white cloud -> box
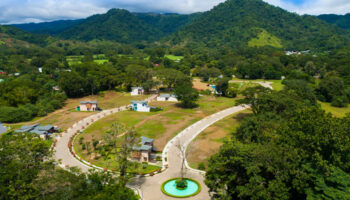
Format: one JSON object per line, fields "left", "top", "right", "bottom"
{"left": 1, "top": 0, "right": 350, "bottom": 24}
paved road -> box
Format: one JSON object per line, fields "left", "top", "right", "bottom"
{"left": 130, "top": 105, "right": 249, "bottom": 200}
{"left": 54, "top": 96, "right": 249, "bottom": 200}
{"left": 54, "top": 95, "right": 157, "bottom": 172}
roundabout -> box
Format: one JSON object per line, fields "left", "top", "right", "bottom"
{"left": 161, "top": 178, "right": 201, "bottom": 198}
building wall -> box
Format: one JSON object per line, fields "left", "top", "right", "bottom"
{"left": 79, "top": 104, "right": 98, "bottom": 111}
{"left": 140, "top": 151, "right": 150, "bottom": 162}
{"left": 131, "top": 88, "right": 144, "bottom": 96}
{"left": 157, "top": 97, "right": 178, "bottom": 102}
{"left": 134, "top": 103, "right": 150, "bottom": 112}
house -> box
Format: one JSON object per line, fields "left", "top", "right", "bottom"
{"left": 157, "top": 94, "right": 178, "bottom": 102}
{"left": 131, "top": 101, "right": 150, "bottom": 112}
{"left": 0, "top": 123, "right": 7, "bottom": 134}
{"left": 131, "top": 87, "right": 144, "bottom": 96}
{"left": 15, "top": 124, "right": 57, "bottom": 140}
{"left": 132, "top": 136, "right": 155, "bottom": 162}
{"left": 77, "top": 101, "right": 99, "bottom": 111}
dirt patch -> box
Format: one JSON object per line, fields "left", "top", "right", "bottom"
{"left": 186, "top": 125, "right": 227, "bottom": 168}
{"left": 186, "top": 110, "right": 252, "bottom": 169}
{"left": 193, "top": 78, "right": 214, "bottom": 91}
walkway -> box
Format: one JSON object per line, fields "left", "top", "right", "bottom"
{"left": 129, "top": 105, "right": 249, "bottom": 200}
{"left": 54, "top": 95, "right": 249, "bottom": 200}
{"left": 54, "top": 95, "right": 157, "bottom": 172}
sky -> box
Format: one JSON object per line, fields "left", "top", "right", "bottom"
{"left": 1, "top": 0, "right": 350, "bottom": 24}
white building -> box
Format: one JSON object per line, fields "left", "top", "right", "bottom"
{"left": 77, "top": 101, "right": 99, "bottom": 111}
{"left": 157, "top": 94, "right": 178, "bottom": 102}
{"left": 131, "top": 101, "right": 150, "bottom": 112}
{"left": 131, "top": 87, "right": 144, "bottom": 96}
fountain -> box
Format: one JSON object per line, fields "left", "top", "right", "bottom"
{"left": 161, "top": 178, "right": 201, "bottom": 198}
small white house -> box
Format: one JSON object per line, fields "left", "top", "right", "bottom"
{"left": 157, "top": 94, "right": 178, "bottom": 102}
{"left": 131, "top": 101, "right": 150, "bottom": 112}
{"left": 131, "top": 87, "right": 144, "bottom": 96}
{"left": 77, "top": 101, "right": 99, "bottom": 111}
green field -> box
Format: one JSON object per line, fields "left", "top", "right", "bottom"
{"left": 231, "top": 78, "right": 284, "bottom": 91}
{"left": 73, "top": 95, "right": 237, "bottom": 171}
{"left": 248, "top": 29, "right": 283, "bottom": 48}
{"left": 319, "top": 101, "right": 350, "bottom": 118}
{"left": 165, "top": 54, "right": 184, "bottom": 61}
{"left": 66, "top": 54, "right": 109, "bottom": 66}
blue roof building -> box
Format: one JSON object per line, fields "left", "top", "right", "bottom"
{"left": 0, "top": 123, "right": 7, "bottom": 134}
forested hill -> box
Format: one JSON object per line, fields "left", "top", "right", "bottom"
{"left": 0, "top": 25, "right": 49, "bottom": 46}
{"left": 12, "top": 19, "right": 83, "bottom": 35}
{"left": 58, "top": 9, "right": 162, "bottom": 43}
{"left": 318, "top": 14, "right": 350, "bottom": 31}
{"left": 171, "top": 0, "right": 350, "bottom": 50}
{"left": 134, "top": 13, "right": 202, "bottom": 36}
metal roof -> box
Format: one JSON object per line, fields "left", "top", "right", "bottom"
{"left": 132, "top": 145, "right": 152, "bottom": 151}
{"left": 131, "top": 87, "right": 143, "bottom": 90}
{"left": 0, "top": 123, "right": 6, "bottom": 134}
{"left": 80, "top": 101, "right": 98, "bottom": 104}
{"left": 131, "top": 101, "right": 147, "bottom": 104}
{"left": 141, "top": 136, "right": 154, "bottom": 144}
{"left": 159, "top": 94, "right": 177, "bottom": 98}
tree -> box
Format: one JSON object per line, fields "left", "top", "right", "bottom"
{"left": 215, "top": 77, "right": 230, "bottom": 96}
{"left": 58, "top": 71, "right": 88, "bottom": 98}
{"left": 237, "top": 86, "right": 271, "bottom": 114}
{"left": 104, "top": 122, "right": 137, "bottom": 186}
{"left": 174, "top": 80, "right": 199, "bottom": 108}
{"left": 317, "top": 76, "right": 345, "bottom": 102}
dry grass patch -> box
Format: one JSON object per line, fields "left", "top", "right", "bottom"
{"left": 186, "top": 110, "right": 251, "bottom": 170}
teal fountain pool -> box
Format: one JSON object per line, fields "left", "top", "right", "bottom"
{"left": 161, "top": 178, "right": 201, "bottom": 198}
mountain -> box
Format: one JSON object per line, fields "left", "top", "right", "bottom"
{"left": 13, "top": 12, "right": 200, "bottom": 42}
{"left": 58, "top": 9, "right": 162, "bottom": 43}
{"left": 12, "top": 19, "right": 83, "bottom": 35}
{"left": 135, "top": 13, "right": 202, "bottom": 36}
{"left": 0, "top": 25, "right": 49, "bottom": 46}
{"left": 171, "top": 0, "right": 350, "bottom": 50}
{"left": 318, "top": 14, "right": 350, "bottom": 31}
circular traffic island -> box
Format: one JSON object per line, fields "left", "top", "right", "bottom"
{"left": 161, "top": 178, "right": 201, "bottom": 198}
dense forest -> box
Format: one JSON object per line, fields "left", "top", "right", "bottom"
{"left": 318, "top": 13, "right": 350, "bottom": 31}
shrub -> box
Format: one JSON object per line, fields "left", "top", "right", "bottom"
{"left": 198, "top": 162, "right": 206, "bottom": 170}
{"left": 331, "top": 96, "right": 348, "bottom": 108}
{"left": 150, "top": 107, "right": 162, "bottom": 112}
{"left": 175, "top": 179, "right": 188, "bottom": 190}
{"left": 226, "top": 87, "right": 238, "bottom": 98}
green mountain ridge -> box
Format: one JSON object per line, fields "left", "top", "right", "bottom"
{"left": 58, "top": 9, "right": 163, "bottom": 43}
{"left": 318, "top": 14, "right": 350, "bottom": 31}
{"left": 171, "top": 0, "right": 350, "bottom": 50}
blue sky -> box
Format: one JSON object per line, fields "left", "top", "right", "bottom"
{"left": 1, "top": 0, "right": 350, "bottom": 24}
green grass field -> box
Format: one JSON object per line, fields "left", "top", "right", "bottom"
{"left": 319, "top": 101, "right": 350, "bottom": 118}
{"left": 66, "top": 54, "right": 109, "bottom": 66}
{"left": 73, "top": 95, "right": 238, "bottom": 171}
{"left": 248, "top": 29, "right": 283, "bottom": 48}
{"left": 231, "top": 78, "right": 284, "bottom": 91}
{"left": 165, "top": 54, "right": 184, "bottom": 61}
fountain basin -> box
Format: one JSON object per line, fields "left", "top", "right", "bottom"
{"left": 161, "top": 178, "right": 201, "bottom": 198}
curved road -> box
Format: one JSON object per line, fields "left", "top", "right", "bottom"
{"left": 54, "top": 97, "right": 249, "bottom": 199}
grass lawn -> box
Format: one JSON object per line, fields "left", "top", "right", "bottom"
{"left": 248, "top": 29, "right": 282, "bottom": 48}
{"left": 66, "top": 55, "right": 109, "bottom": 66}
{"left": 73, "top": 95, "right": 238, "bottom": 171}
{"left": 165, "top": 54, "right": 184, "bottom": 61}
{"left": 8, "top": 91, "right": 148, "bottom": 131}
{"left": 231, "top": 78, "right": 284, "bottom": 91}
{"left": 186, "top": 110, "right": 251, "bottom": 170}
{"left": 319, "top": 101, "right": 350, "bottom": 118}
